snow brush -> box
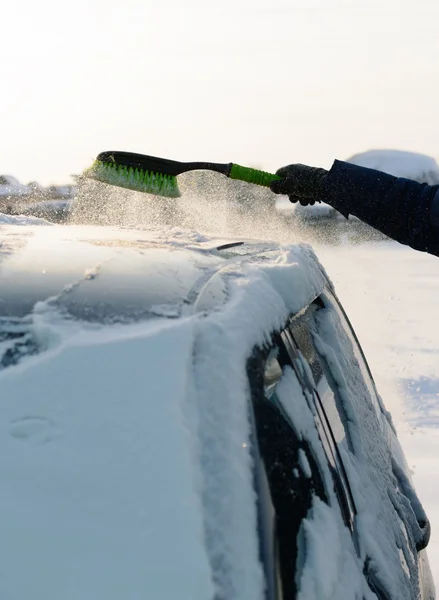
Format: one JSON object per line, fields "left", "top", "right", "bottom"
{"left": 84, "top": 150, "right": 281, "bottom": 198}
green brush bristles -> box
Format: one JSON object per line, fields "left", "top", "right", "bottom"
{"left": 86, "top": 160, "right": 181, "bottom": 198}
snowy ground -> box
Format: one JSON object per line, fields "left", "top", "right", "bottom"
{"left": 314, "top": 240, "right": 439, "bottom": 587}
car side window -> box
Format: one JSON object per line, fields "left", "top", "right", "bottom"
{"left": 284, "top": 305, "right": 358, "bottom": 533}
{"left": 247, "top": 344, "right": 329, "bottom": 600}
{"left": 287, "top": 301, "right": 354, "bottom": 454}
{"left": 319, "top": 288, "right": 386, "bottom": 421}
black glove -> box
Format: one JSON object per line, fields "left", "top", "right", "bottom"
{"left": 270, "top": 164, "right": 328, "bottom": 206}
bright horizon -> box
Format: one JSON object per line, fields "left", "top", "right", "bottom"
{"left": 2, "top": 0, "right": 439, "bottom": 185}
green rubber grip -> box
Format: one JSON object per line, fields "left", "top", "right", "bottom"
{"left": 229, "top": 164, "right": 281, "bottom": 188}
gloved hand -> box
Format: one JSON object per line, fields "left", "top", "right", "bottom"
{"left": 270, "top": 164, "right": 328, "bottom": 206}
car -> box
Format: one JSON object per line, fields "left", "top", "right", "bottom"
{"left": 0, "top": 222, "right": 434, "bottom": 599}
{"left": 17, "top": 198, "right": 72, "bottom": 223}
{"left": 0, "top": 174, "right": 31, "bottom": 199}
{"left": 0, "top": 174, "right": 32, "bottom": 213}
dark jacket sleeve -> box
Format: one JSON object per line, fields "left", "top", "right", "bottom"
{"left": 323, "top": 160, "right": 439, "bottom": 257}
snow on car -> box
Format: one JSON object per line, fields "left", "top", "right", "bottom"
{"left": 0, "top": 221, "right": 434, "bottom": 599}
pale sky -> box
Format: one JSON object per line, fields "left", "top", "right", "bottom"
{"left": 2, "top": 0, "right": 438, "bottom": 184}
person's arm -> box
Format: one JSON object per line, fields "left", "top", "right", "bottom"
{"left": 270, "top": 161, "right": 439, "bottom": 257}
{"left": 324, "top": 160, "right": 439, "bottom": 256}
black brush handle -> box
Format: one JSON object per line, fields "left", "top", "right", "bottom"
{"left": 97, "top": 151, "right": 233, "bottom": 178}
